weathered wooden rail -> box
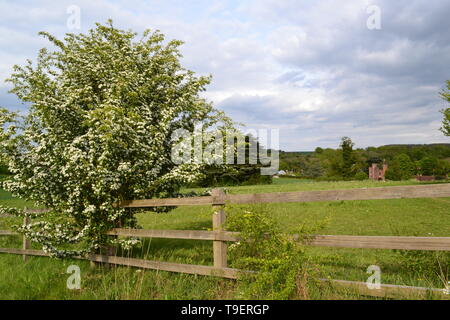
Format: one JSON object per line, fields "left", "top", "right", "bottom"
{"left": 1, "top": 183, "right": 449, "bottom": 298}
{"left": 119, "top": 184, "right": 450, "bottom": 207}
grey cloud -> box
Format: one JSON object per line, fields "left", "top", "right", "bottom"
{"left": 0, "top": 0, "right": 449, "bottom": 151}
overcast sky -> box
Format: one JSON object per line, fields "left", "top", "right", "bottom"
{"left": 1, "top": 0, "right": 449, "bottom": 151}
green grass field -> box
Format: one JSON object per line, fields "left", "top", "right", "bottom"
{"left": 0, "top": 178, "right": 449, "bottom": 299}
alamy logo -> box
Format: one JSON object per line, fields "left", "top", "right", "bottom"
{"left": 66, "top": 5, "right": 81, "bottom": 30}
{"left": 366, "top": 265, "right": 381, "bottom": 289}
{"left": 366, "top": 4, "right": 382, "bottom": 30}
{"left": 66, "top": 265, "right": 81, "bottom": 290}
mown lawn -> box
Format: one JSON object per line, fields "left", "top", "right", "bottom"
{"left": 0, "top": 178, "right": 449, "bottom": 299}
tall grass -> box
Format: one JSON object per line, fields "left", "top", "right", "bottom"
{"left": 0, "top": 179, "right": 449, "bottom": 299}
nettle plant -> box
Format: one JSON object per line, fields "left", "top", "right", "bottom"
{"left": 0, "top": 21, "right": 232, "bottom": 257}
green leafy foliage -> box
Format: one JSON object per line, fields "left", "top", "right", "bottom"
{"left": 340, "top": 136, "right": 355, "bottom": 179}
{"left": 385, "top": 154, "right": 415, "bottom": 181}
{"left": 225, "top": 204, "right": 325, "bottom": 299}
{"left": 395, "top": 250, "right": 449, "bottom": 286}
{"left": 419, "top": 157, "right": 439, "bottom": 176}
{"left": 194, "top": 135, "right": 273, "bottom": 187}
{"left": 435, "top": 160, "right": 450, "bottom": 179}
{"left": 354, "top": 171, "right": 368, "bottom": 181}
{"left": 279, "top": 153, "right": 324, "bottom": 178}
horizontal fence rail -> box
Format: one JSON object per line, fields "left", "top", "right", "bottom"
{"left": 319, "top": 279, "right": 449, "bottom": 299}
{"left": 1, "top": 184, "right": 449, "bottom": 299}
{"left": 87, "top": 254, "right": 241, "bottom": 279}
{"left": 5, "top": 227, "right": 449, "bottom": 251}
{"left": 119, "top": 196, "right": 214, "bottom": 208}
{"left": 305, "top": 235, "right": 450, "bottom": 251}
{"left": 0, "top": 230, "right": 18, "bottom": 236}
{"left": 0, "top": 247, "right": 241, "bottom": 279}
{"left": 106, "top": 228, "right": 240, "bottom": 242}
{"left": 0, "top": 208, "right": 49, "bottom": 218}
{"left": 0, "top": 248, "right": 49, "bottom": 257}
{"left": 119, "top": 184, "right": 450, "bottom": 207}
{"left": 106, "top": 228, "right": 450, "bottom": 251}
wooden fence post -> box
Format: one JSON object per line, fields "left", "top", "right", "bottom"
{"left": 211, "top": 188, "right": 227, "bottom": 269}
{"left": 103, "top": 242, "right": 116, "bottom": 269}
{"left": 22, "top": 213, "right": 30, "bottom": 262}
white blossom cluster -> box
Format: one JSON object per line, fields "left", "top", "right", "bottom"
{"left": 0, "top": 21, "right": 233, "bottom": 257}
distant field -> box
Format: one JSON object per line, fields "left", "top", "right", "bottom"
{"left": 187, "top": 177, "right": 437, "bottom": 194}
{"left": 0, "top": 178, "right": 449, "bottom": 299}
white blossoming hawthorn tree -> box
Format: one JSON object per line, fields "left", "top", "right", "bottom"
{"left": 0, "top": 21, "right": 232, "bottom": 257}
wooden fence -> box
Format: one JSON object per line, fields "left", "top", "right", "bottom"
{"left": 1, "top": 183, "right": 449, "bottom": 299}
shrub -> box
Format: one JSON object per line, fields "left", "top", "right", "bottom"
{"left": 385, "top": 165, "right": 402, "bottom": 181}
{"left": 354, "top": 171, "right": 368, "bottom": 181}
{"left": 225, "top": 204, "right": 325, "bottom": 299}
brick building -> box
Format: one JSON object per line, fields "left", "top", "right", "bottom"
{"left": 369, "top": 162, "right": 388, "bottom": 181}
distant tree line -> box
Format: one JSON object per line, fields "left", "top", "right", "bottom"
{"left": 279, "top": 139, "right": 450, "bottom": 181}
